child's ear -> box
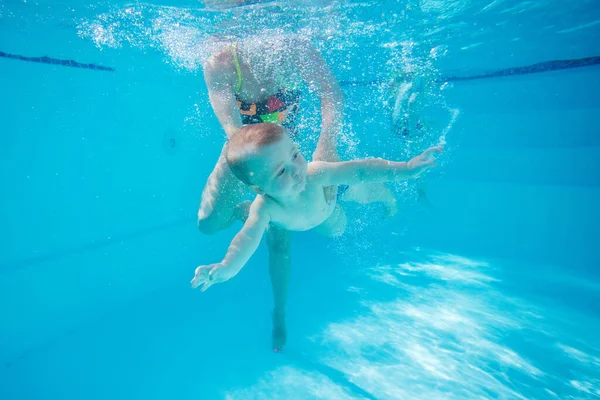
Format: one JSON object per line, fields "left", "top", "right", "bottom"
{"left": 249, "top": 185, "right": 264, "bottom": 194}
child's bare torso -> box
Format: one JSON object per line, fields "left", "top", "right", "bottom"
{"left": 262, "top": 167, "right": 336, "bottom": 231}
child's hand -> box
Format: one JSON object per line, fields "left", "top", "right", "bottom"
{"left": 407, "top": 146, "right": 444, "bottom": 177}
{"left": 190, "top": 263, "right": 235, "bottom": 292}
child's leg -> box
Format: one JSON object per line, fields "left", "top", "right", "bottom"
{"left": 266, "top": 225, "right": 292, "bottom": 352}
{"left": 343, "top": 182, "right": 398, "bottom": 217}
{"left": 197, "top": 145, "right": 249, "bottom": 234}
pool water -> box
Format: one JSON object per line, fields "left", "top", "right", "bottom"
{"left": 1, "top": 0, "right": 599, "bottom": 399}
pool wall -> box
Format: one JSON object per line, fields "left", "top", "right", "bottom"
{"left": 1, "top": 49, "right": 598, "bottom": 398}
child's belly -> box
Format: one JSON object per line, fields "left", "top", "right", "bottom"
{"left": 273, "top": 193, "right": 336, "bottom": 231}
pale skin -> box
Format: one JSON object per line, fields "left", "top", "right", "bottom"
{"left": 191, "top": 132, "right": 443, "bottom": 292}
{"left": 197, "top": 38, "right": 344, "bottom": 352}
{"left": 202, "top": 38, "right": 342, "bottom": 159}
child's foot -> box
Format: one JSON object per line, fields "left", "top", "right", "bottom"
{"left": 272, "top": 310, "right": 287, "bottom": 353}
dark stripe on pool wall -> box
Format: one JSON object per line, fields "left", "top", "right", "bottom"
{"left": 340, "top": 55, "right": 600, "bottom": 87}
{"left": 1, "top": 49, "right": 597, "bottom": 80}
{"left": 446, "top": 56, "right": 600, "bottom": 82}
{"left": 0, "top": 50, "right": 115, "bottom": 72}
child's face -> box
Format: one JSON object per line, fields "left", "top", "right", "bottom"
{"left": 248, "top": 134, "right": 307, "bottom": 197}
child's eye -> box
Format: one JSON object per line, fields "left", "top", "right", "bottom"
{"left": 277, "top": 168, "right": 285, "bottom": 177}
{"left": 293, "top": 152, "right": 299, "bottom": 160}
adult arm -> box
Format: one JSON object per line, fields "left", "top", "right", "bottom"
{"left": 203, "top": 54, "right": 244, "bottom": 138}
{"left": 294, "top": 40, "right": 344, "bottom": 162}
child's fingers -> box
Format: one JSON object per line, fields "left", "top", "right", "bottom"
{"left": 191, "top": 275, "right": 205, "bottom": 289}
{"left": 201, "top": 281, "right": 214, "bottom": 292}
{"left": 431, "top": 146, "right": 444, "bottom": 155}
{"left": 194, "top": 265, "right": 209, "bottom": 278}
{"left": 423, "top": 146, "right": 444, "bottom": 158}
{"left": 191, "top": 278, "right": 201, "bottom": 289}
{"left": 191, "top": 265, "right": 223, "bottom": 291}
{"left": 191, "top": 266, "right": 211, "bottom": 288}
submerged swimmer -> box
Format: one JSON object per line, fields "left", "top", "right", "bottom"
{"left": 191, "top": 122, "right": 443, "bottom": 293}
{"left": 392, "top": 75, "right": 425, "bottom": 137}
{"left": 197, "top": 36, "right": 397, "bottom": 352}
{"left": 390, "top": 74, "right": 443, "bottom": 207}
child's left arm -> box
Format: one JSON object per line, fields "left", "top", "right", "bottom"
{"left": 312, "top": 146, "right": 443, "bottom": 187}
{"left": 191, "top": 198, "right": 271, "bottom": 292}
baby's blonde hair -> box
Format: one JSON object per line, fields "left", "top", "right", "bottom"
{"left": 226, "top": 123, "right": 285, "bottom": 185}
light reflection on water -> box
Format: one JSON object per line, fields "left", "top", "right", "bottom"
{"left": 226, "top": 251, "right": 600, "bottom": 399}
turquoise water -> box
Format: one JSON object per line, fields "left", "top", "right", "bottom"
{"left": 1, "top": 0, "right": 599, "bottom": 398}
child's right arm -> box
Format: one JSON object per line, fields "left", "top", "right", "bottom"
{"left": 191, "top": 197, "right": 271, "bottom": 292}
{"left": 312, "top": 146, "right": 444, "bottom": 187}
